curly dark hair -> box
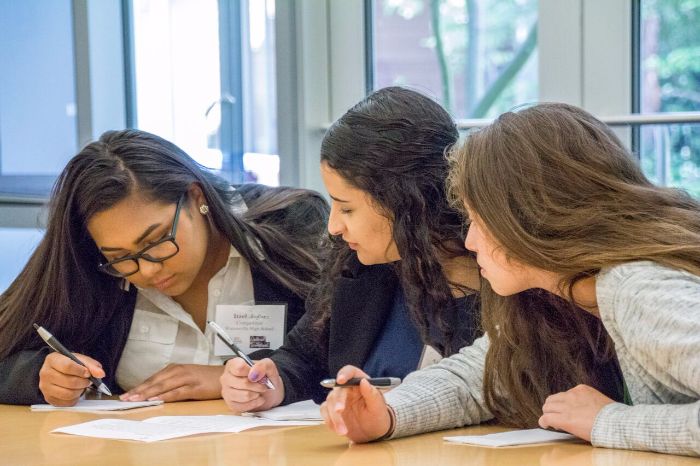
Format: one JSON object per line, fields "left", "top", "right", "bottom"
{"left": 311, "top": 86, "right": 475, "bottom": 354}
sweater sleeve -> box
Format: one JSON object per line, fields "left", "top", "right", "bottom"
{"left": 385, "top": 334, "right": 493, "bottom": 439}
{"left": 593, "top": 262, "right": 700, "bottom": 456}
{"left": 0, "top": 347, "right": 51, "bottom": 405}
{"left": 592, "top": 401, "right": 700, "bottom": 456}
{"left": 268, "top": 309, "right": 330, "bottom": 405}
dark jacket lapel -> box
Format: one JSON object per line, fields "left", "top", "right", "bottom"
{"left": 328, "top": 257, "right": 398, "bottom": 375}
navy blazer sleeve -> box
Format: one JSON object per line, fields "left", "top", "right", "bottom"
{"left": 0, "top": 290, "right": 136, "bottom": 405}
{"left": 268, "top": 307, "right": 330, "bottom": 404}
{"left": 0, "top": 347, "right": 51, "bottom": 405}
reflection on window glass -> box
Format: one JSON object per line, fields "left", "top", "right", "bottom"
{"left": 0, "top": 0, "right": 77, "bottom": 179}
{"left": 132, "top": 0, "right": 279, "bottom": 185}
{"left": 371, "top": 0, "right": 538, "bottom": 118}
{"left": 242, "top": 0, "right": 279, "bottom": 186}
{"left": 0, "top": 228, "right": 44, "bottom": 293}
{"left": 133, "top": 0, "right": 223, "bottom": 169}
{"left": 640, "top": 0, "right": 700, "bottom": 195}
{"left": 640, "top": 124, "right": 700, "bottom": 196}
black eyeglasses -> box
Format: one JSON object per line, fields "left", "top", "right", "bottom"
{"left": 98, "top": 193, "right": 186, "bottom": 278}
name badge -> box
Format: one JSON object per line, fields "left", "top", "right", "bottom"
{"left": 417, "top": 345, "right": 442, "bottom": 369}
{"left": 213, "top": 304, "right": 287, "bottom": 356}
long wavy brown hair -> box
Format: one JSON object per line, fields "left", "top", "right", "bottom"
{"left": 447, "top": 102, "right": 700, "bottom": 427}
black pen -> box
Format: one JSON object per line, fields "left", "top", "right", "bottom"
{"left": 320, "top": 377, "right": 402, "bottom": 388}
{"left": 33, "top": 323, "right": 112, "bottom": 396}
{"left": 207, "top": 320, "right": 276, "bottom": 390}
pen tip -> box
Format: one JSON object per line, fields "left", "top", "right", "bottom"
{"left": 33, "top": 323, "right": 40, "bottom": 330}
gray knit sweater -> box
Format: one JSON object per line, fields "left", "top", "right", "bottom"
{"left": 384, "top": 261, "right": 700, "bottom": 456}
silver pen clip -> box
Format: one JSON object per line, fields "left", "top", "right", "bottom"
{"left": 207, "top": 320, "right": 235, "bottom": 346}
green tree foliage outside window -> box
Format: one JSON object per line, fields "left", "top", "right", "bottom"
{"left": 640, "top": 0, "right": 700, "bottom": 195}
{"left": 374, "top": 0, "right": 538, "bottom": 119}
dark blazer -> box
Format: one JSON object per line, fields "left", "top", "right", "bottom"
{"left": 0, "top": 184, "right": 323, "bottom": 405}
{"left": 269, "top": 254, "right": 482, "bottom": 405}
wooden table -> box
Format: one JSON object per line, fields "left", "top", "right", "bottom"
{"left": 0, "top": 400, "right": 695, "bottom": 465}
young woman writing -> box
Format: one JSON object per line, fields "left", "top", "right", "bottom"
{"left": 0, "top": 129, "right": 328, "bottom": 406}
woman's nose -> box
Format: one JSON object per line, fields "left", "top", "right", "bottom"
{"left": 465, "top": 225, "right": 477, "bottom": 252}
{"left": 327, "top": 209, "right": 344, "bottom": 236}
{"left": 137, "top": 258, "right": 163, "bottom": 279}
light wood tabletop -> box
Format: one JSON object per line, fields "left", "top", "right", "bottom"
{"left": 0, "top": 400, "right": 695, "bottom": 466}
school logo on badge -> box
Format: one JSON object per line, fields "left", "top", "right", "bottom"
{"left": 250, "top": 335, "right": 270, "bottom": 349}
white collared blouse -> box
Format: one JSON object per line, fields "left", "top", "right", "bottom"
{"left": 115, "top": 246, "right": 254, "bottom": 390}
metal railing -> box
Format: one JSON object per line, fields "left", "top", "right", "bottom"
{"left": 456, "top": 112, "right": 700, "bottom": 130}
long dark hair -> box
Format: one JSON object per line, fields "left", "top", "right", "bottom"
{"left": 447, "top": 102, "right": 700, "bottom": 426}
{"left": 0, "top": 129, "right": 328, "bottom": 359}
{"left": 313, "top": 86, "right": 475, "bottom": 354}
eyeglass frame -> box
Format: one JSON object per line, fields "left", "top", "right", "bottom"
{"left": 97, "top": 192, "right": 186, "bottom": 278}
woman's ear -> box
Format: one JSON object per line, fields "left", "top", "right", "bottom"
{"left": 187, "top": 183, "right": 208, "bottom": 211}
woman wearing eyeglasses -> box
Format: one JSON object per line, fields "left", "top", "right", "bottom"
{"left": 0, "top": 129, "right": 328, "bottom": 406}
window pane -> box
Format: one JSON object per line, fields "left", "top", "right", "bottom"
{"left": 132, "top": 0, "right": 223, "bottom": 170}
{"left": 242, "top": 0, "right": 279, "bottom": 186}
{"left": 0, "top": 227, "right": 44, "bottom": 293}
{"left": 0, "top": 0, "right": 77, "bottom": 195}
{"left": 639, "top": 0, "right": 700, "bottom": 192}
{"left": 640, "top": 123, "right": 700, "bottom": 196}
{"left": 370, "top": 0, "right": 538, "bottom": 118}
{"left": 131, "top": 0, "right": 279, "bottom": 185}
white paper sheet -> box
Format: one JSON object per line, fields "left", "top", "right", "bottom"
{"left": 249, "top": 400, "right": 322, "bottom": 421}
{"left": 53, "top": 419, "right": 195, "bottom": 442}
{"left": 52, "top": 415, "right": 320, "bottom": 442}
{"left": 31, "top": 400, "right": 164, "bottom": 412}
{"left": 444, "top": 428, "right": 576, "bottom": 447}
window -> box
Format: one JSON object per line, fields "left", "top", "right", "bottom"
{"left": 638, "top": 0, "right": 700, "bottom": 195}
{"left": 0, "top": 227, "right": 44, "bottom": 293}
{"left": 0, "top": 0, "right": 281, "bottom": 202}
{"left": 369, "top": 0, "right": 538, "bottom": 119}
{"left": 131, "top": 0, "right": 279, "bottom": 185}
{"left": 131, "top": 0, "right": 224, "bottom": 170}
{"left": 0, "top": 0, "right": 78, "bottom": 198}
{"left": 241, "top": 0, "right": 279, "bottom": 186}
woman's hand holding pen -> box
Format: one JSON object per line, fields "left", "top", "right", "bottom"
{"left": 220, "top": 358, "right": 284, "bottom": 412}
{"left": 39, "top": 352, "right": 105, "bottom": 407}
{"left": 320, "top": 365, "right": 392, "bottom": 444}
{"left": 121, "top": 364, "right": 224, "bottom": 402}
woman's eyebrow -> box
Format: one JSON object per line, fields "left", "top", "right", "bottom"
{"left": 329, "top": 194, "right": 349, "bottom": 203}
{"left": 133, "top": 223, "right": 162, "bottom": 245}
{"left": 98, "top": 223, "right": 162, "bottom": 252}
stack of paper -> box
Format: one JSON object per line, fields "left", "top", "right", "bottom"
{"left": 53, "top": 415, "right": 320, "bottom": 442}
{"left": 31, "top": 400, "right": 164, "bottom": 412}
{"left": 444, "top": 428, "right": 576, "bottom": 447}
{"left": 249, "top": 400, "right": 322, "bottom": 421}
